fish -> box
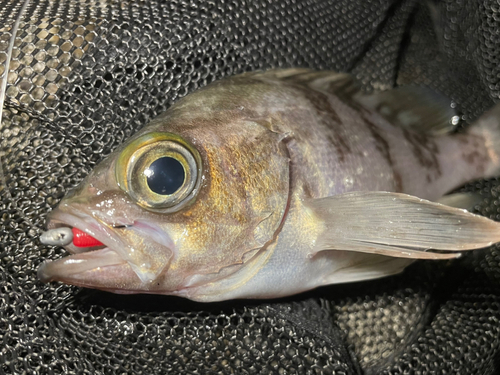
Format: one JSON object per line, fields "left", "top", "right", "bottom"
{"left": 37, "top": 69, "right": 500, "bottom": 302}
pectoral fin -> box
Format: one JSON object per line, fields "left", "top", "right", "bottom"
{"left": 306, "top": 191, "right": 500, "bottom": 259}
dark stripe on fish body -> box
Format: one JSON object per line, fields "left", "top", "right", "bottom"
{"left": 291, "top": 81, "right": 405, "bottom": 192}
{"left": 461, "top": 148, "right": 488, "bottom": 174}
{"left": 456, "top": 134, "right": 488, "bottom": 173}
{"left": 293, "top": 85, "right": 352, "bottom": 163}
{"left": 362, "top": 115, "right": 403, "bottom": 192}
{"left": 402, "top": 128, "right": 442, "bottom": 181}
{"left": 362, "top": 115, "right": 393, "bottom": 167}
{"left": 463, "top": 150, "right": 486, "bottom": 166}
{"left": 322, "top": 82, "right": 405, "bottom": 191}
{"left": 335, "top": 89, "right": 443, "bottom": 188}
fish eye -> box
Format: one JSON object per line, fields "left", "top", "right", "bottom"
{"left": 115, "top": 132, "right": 202, "bottom": 212}
{"left": 145, "top": 157, "right": 185, "bottom": 195}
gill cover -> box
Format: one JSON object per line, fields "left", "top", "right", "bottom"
{"left": 115, "top": 132, "right": 202, "bottom": 212}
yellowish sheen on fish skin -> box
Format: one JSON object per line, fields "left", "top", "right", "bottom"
{"left": 38, "top": 69, "right": 500, "bottom": 301}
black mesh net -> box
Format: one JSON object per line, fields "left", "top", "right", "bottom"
{"left": 1, "top": 0, "right": 499, "bottom": 373}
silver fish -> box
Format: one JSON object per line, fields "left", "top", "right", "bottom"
{"left": 38, "top": 69, "right": 500, "bottom": 302}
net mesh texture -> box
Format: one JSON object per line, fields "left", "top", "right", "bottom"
{"left": 0, "top": 0, "right": 499, "bottom": 374}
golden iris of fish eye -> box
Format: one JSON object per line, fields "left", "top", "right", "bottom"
{"left": 115, "top": 132, "right": 202, "bottom": 212}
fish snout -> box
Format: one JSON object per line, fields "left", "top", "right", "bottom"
{"left": 39, "top": 211, "right": 177, "bottom": 291}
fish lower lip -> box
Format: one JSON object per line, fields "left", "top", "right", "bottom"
{"left": 38, "top": 248, "right": 126, "bottom": 283}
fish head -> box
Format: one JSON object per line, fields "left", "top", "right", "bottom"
{"left": 38, "top": 87, "right": 291, "bottom": 300}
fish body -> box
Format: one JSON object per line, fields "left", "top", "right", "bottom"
{"left": 38, "top": 69, "right": 500, "bottom": 302}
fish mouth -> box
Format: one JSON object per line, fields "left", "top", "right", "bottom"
{"left": 38, "top": 210, "right": 170, "bottom": 293}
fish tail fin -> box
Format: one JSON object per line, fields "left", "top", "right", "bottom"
{"left": 466, "top": 102, "right": 500, "bottom": 177}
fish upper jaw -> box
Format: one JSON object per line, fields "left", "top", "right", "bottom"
{"left": 38, "top": 209, "right": 176, "bottom": 292}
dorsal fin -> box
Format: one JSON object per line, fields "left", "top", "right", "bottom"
{"left": 258, "top": 69, "right": 361, "bottom": 99}
{"left": 354, "top": 86, "right": 460, "bottom": 135}
{"left": 257, "top": 70, "right": 459, "bottom": 135}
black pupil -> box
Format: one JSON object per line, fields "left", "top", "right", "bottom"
{"left": 146, "top": 157, "right": 185, "bottom": 195}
